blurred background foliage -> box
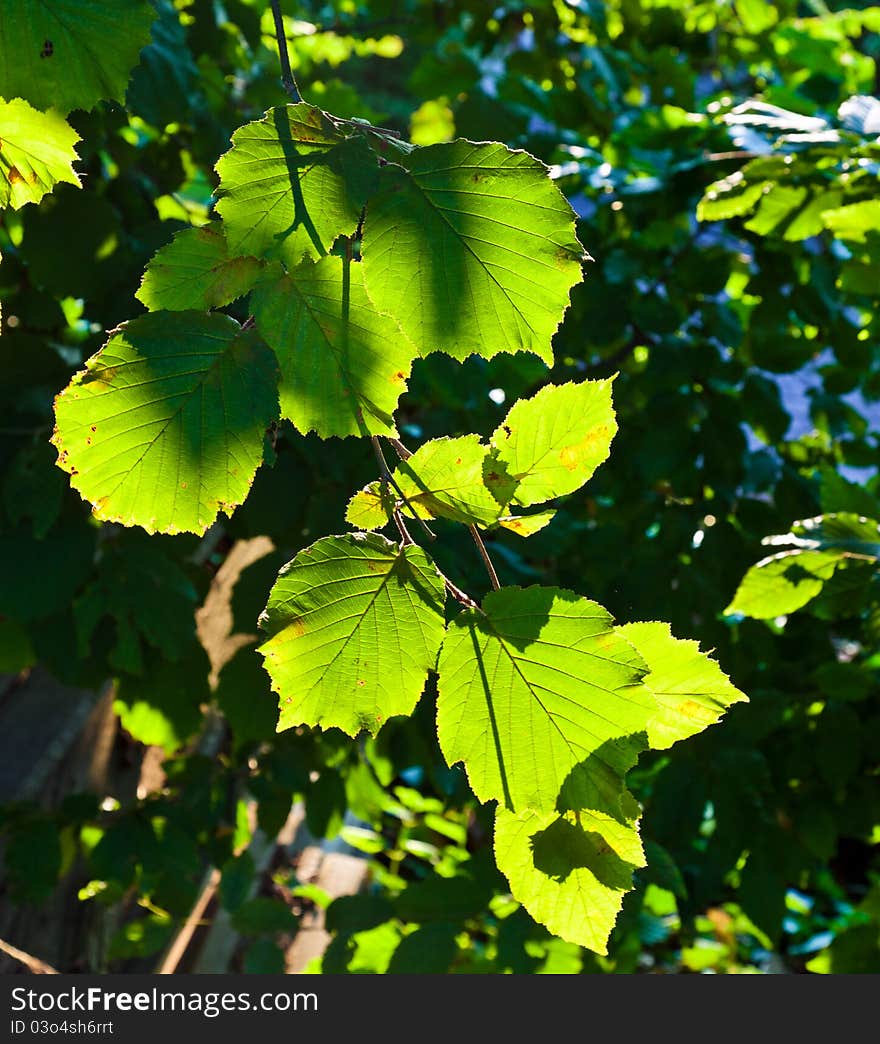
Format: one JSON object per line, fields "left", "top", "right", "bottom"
{"left": 0, "top": 0, "right": 878, "bottom": 974}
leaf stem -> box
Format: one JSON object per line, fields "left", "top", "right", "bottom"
{"left": 371, "top": 435, "right": 436, "bottom": 540}
{"left": 388, "top": 434, "right": 498, "bottom": 593}
{"left": 269, "top": 0, "right": 303, "bottom": 103}
{"left": 468, "top": 524, "right": 501, "bottom": 591}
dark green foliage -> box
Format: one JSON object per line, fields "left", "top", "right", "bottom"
{"left": 1, "top": 0, "right": 878, "bottom": 974}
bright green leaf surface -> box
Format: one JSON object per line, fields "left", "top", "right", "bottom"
{"left": 362, "top": 140, "right": 585, "bottom": 364}
{"left": 214, "top": 104, "right": 378, "bottom": 266}
{"left": 496, "top": 510, "right": 557, "bottom": 537}
{"left": 697, "top": 177, "right": 769, "bottom": 222}
{"left": 394, "top": 435, "right": 505, "bottom": 525}
{"left": 0, "top": 0, "right": 155, "bottom": 114}
{"left": 782, "top": 513, "right": 880, "bottom": 558}
{"left": 259, "top": 533, "right": 446, "bottom": 737}
{"left": 52, "top": 311, "right": 279, "bottom": 535}
{"left": 495, "top": 806, "right": 645, "bottom": 955}
{"left": 345, "top": 482, "right": 395, "bottom": 531}
{"left": 251, "top": 256, "right": 413, "bottom": 437}
{"left": 489, "top": 379, "right": 617, "bottom": 508}
{"left": 136, "top": 225, "right": 262, "bottom": 311}
{"left": 437, "top": 587, "right": 653, "bottom": 815}
{"left": 725, "top": 549, "right": 847, "bottom": 618}
{"left": 822, "top": 199, "right": 880, "bottom": 243}
{"left": 616, "top": 622, "right": 747, "bottom": 749}
{"left": 0, "top": 98, "right": 80, "bottom": 209}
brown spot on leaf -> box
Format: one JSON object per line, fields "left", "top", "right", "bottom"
{"left": 8, "top": 166, "right": 23, "bottom": 185}
{"left": 180, "top": 481, "right": 187, "bottom": 489}
{"left": 286, "top": 618, "right": 306, "bottom": 637}
{"left": 356, "top": 679, "right": 365, "bottom": 687}
{"left": 559, "top": 425, "right": 610, "bottom": 471}
{"left": 40, "top": 40, "right": 54, "bottom": 58}
{"left": 85, "top": 436, "right": 91, "bottom": 445}
{"left": 90, "top": 425, "right": 97, "bottom": 432}
{"left": 676, "top": 699, "right": 709, "bottom": 721}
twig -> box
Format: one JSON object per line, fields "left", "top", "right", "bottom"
{"left": 704, "top": 150, "right": 760, "bottom": 162}
{"left": 441, "top": 575, "right": 483, "bottom": 611}
{"left": 0, "top": 937, "right": 58, "bottom": 974}
{"left": 387, "top": 436, "right": 412, "bottom": 460}
{"left": 371, "top": 435, "right": 435, "bottom": 540}
{"left": 389, "top": 435, "right": 498, "bottom": 592}
{"left": 468, "top": 524, "right": 500, "bottom": 591}
{"left": 269, "top": 0, "right": 303, "bottom": 102}
{"left": 157, "top": 867, "right": 221, "bottom": 974}
{"left": 327, "top": 114, "right": 402, "bottom": 140}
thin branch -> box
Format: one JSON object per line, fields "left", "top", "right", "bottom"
{"left": 704, "top": 150, "right": 760, "bottom": 162}
{"left": 0, "top": 936, "right": 58, "bottom": 974}
{"left": 157, "top": 867, "right": 221, "bottom": 974}
{"left": 468, "top": 524, "right": 500, "bottom": 591}
{"left": 442, "top": 575, "right": 483, "bottom": 610}
{"left": 269, "top": 0, "right": 302, "bottom": 102}
{"left": 389, "top": 435, "right": 498, "bottom": 592}
{"left": 371, "top": 435, "right": 436, "bottom": 540}
{"left": 327, "top": 114, "right": 402, "bottom": 140}
{"left": 387, "top": 436, "right": 413, "bottom": 460}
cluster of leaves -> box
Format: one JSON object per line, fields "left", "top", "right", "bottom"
{"left": 1, "top": 0, "right": 878, "bottom": 974}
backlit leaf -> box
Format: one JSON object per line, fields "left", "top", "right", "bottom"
{"left": 489, "top": 379, "right": 616, "bottom": 508}
{"left": 251, "top": 256, "right": 413, "bottom": 437}
{"left": 393, "top": 435, "right": 505, "bottom": 525}
{"left": 616, "top": 622, "right": 747, "bottom": 749}
{"left": 215, "top": 104, "right": 378, "bottom": 266}
{"left": 52, "top": 311, "right": 279, "bottom": 535}
{"left": 436, "top": 586, "right": 653, "bottom": 815}
{"left": 136, "top": 225, "right": 262, "bottom": 311}
{"left": 362, "top": 140, "right": 586, "bottom": 364}
{"left": 0, "top": 0, "right": 155, "bottom": 114}
{"left": 495, "top": 806, "right": 645, "bottom": 955}
{"left": 259, "top": 533, "right": 446, "bottom": 737}
{"left": 0, "top": 98, "right": 80, "bottom": 209}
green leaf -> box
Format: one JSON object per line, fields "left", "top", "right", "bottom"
{"left": 136, "top": 225, "right": 262, "bottom": 311}
{"left": 727, "top": 514, "right": 880, "bottom": 619}
{"left": 362, "top": 140, "right": 585, "bottom": 364}
{"left": 488, "top": 379, "right": 616, "bottom": 508}
{"left": 0, "top": 98, "right": 80, "bottom": 209}
{"left": 52, "top": 311, "right": 279, "bottom": 535}
{"left": 251, "top": 256, "right": 413, "bottom": 437}
{"left": 214, "top": 104, "right": 378, "bottom": 266}
{"left": 496, "top": 510, "right": 557, "bottom": 537}
{"left": 345, "top": 481, "right": 399, "bottom": 531}
{"left": 615, "top": 622, "right": 747, "bottom": 750}
{"left": 259, "top": 533, "right": 446, "bottom": 737}
{"left": 394, "top": 435, "right": 505, "bottom": 525}
{"left": 114, "top": 641, "right": 210, "bottom": 752}
{"left": 725, "top": 549, "right": 847, "bottom": 618}
{"left": 697, "top": 177, "right": 769, "bottom": 223}
{"left": 74, "top": 536, "right": 198, "bottom": 676}
{"left": 0, "top": 0, "right": 156, "bottom": 115}
{"left": 436, "top": 586, "right": 653, "bottom": 815}
{"left": 743, "top": 185, "right": 808, "bottom": 236}
{"left": 232, "top": 897, "right": 298, "bottom": 936}
{"left": 388, "top": 923, "right": 459, "bottom": 973}
{"left": 494, "top": 806, "right": 645, "bottom": 955}
{"left": 822, "top": 199, "right": 880, "bottom": 244}
{"left": 782, "top": 513, "right": 880, "bottom": 558}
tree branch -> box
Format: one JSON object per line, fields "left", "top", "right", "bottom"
{"left": 468, "top": 524, "right": 500, "bottom": 591}
{"left": 269, "top": 0, "right": 303, "bottom": 103}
